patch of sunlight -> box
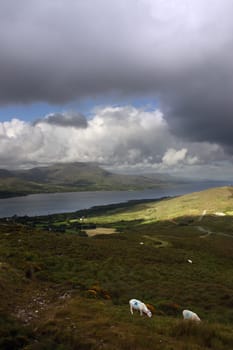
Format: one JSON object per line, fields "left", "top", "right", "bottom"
{"left": 142, "top": 235, "right": 170, "bottom": 248}
{"left": 85, "top": 227, "right": 117, "bottom": 237}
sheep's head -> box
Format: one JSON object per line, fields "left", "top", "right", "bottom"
{"left": 146, "top": 310, "right": 152, "bottom": 318}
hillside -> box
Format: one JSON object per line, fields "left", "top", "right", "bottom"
{"left": 0, "top": 186, "right": 233, "bottom": 349}
{"left": 84, "top": 185, "right": 233, "bottom": 225}
{"left": 0, "top": 162, "right": 181, "bottom": 198}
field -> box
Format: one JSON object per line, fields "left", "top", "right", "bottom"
{"left": 0, "top": 186, "right": 233, "bottom": 349}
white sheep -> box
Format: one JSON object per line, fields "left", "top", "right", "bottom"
{"left": 182, "top": 309, "right": 201, "bottom": 322}
{"left": 129, "top": 299, "right": 152, "bottom": 318}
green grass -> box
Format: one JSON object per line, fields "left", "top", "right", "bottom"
{"left": 79, "top": 186, "right": 233, "bottom": 224}
{"left": 0, "top": 186, "right": 233, "bottom": 349}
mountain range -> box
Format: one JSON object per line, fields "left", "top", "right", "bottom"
{"left": 0, "top": 162, "right": 183, "bottom": 198}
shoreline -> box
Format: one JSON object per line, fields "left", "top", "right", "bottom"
{"left": 0, "top": 182, "right": 230, "bottom": 218}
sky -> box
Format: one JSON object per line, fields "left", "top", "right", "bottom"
{"left": 0, "top": 0, "right": 233, "bottom": 180}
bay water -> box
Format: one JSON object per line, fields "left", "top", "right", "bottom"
{"left": 0, "top": 180, "right": 230, "bottom": 218}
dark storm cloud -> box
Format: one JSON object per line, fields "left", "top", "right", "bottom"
{"left": 161, "top": 56, "right": 233, "bottom": 150}
{"left": 1, "top": 0, "right": 233, "bottom": 153}
{"left": 34, "top": 112, "right": 87, "bottom": 128}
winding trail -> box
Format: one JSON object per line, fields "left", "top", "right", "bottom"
{"left": 196, "top": 225, "right": 233, "bottom": 239}
{"left": 196, "top": 226, "right": 212, "bottom": 238}
{"left": 194, "top": 208, "right": 233, "bottom": 238}
{"left": 198, "top": 209, "right": 207, "bottom": 222}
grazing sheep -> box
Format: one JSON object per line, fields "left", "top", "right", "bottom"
{"left": 183, "top": 309, "right": 201, "bottom": 322}
{"left": 129, "top": 299, "right": 152, "bottom": 318}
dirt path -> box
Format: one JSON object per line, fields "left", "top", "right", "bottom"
{"left": 196, "top": 225, "right": 233, "bottom": 239}
{"left": 192, "top": 208, "right": 233, "bottom": 238}
{"left": 196, "top": 225, "right": 212, "bottom": 238}
{"left": 198, "top": 209, "right": 207, "bottom": 222}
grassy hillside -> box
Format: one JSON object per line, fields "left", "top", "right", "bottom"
{"left": 0, "top": 186, "right": 233, "bottom": 349}
{"left": 82, "top": 185, "right": 233, "bottom": 222}
{"left": 0, "top": 162, "right": 180, "bottom": 198}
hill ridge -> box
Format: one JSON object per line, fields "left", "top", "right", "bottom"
{"left": 0, "top": 161, "right": 182, "bottom": 198}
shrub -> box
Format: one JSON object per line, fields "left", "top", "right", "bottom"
{"left": 24, "top": 263, "right": 42, "bottom": 279}
{"left": 85, "top": 289, "right": 98, "bottom": 299}
{"left": 84, "top": 285, "right": 111, "bottom": 300}
{"left": 0, "top": 313, "right": 32, "bottom": 350}
{"left": 157, "top": 301, "right": 181, "bottom": 316}
{"left": 77, "top": 231, "right": 88, "bottom": 237}
{"left": 170, "top": 320, "right": 233, "bottom": 349}
{"left": 145, "top": 303, "right": 156, "bottom": 315}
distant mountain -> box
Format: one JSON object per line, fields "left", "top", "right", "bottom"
{"left": 0, "top": 162, "right": 184, "bottom": 198}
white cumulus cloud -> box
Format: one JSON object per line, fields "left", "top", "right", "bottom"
{"left": 162, "top": 148, "right": 188, "bottom": 166}
{"left": 0, "top": 105, "right": 232, "bottom": 179}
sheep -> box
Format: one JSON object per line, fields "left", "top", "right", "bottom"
{"left": 182, "top": 309, "right": 201, "bottom": 322}
{"left": 129, "top": 299, "right": 152, "bottom": 318}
